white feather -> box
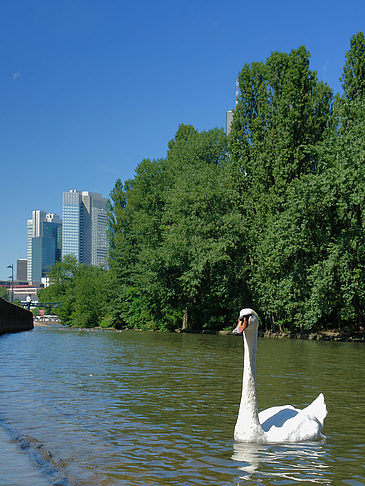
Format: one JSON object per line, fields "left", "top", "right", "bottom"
{"left": 234, "top": 309, "right": 327, "bottom": 443}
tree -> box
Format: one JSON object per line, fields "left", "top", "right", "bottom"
{"left": 228, "top": 46, "right": 333, "bottom": 330}
{"left": 38, "top": 255, "right": 79, "bottom": 324}
{"left": 38, "top": 255, "right": 110, "bottom": 327}
{"left": 157, "top": 127, "right": 246, "bottom": 330}
{"left": 108, "top": 126, "right": 249, "bottom": 331}
{"left": 106, "top": 35, "right": 364, "bottom": 333}
{"left": 304, "top": 32, "right": 365, "bottom": 329}
{"left": 0, "top": 287, "right": 9, "bottom": 301}
{"left": 108, "top": 158, "right": 168, "bottom": 328}
{"left": 229, "top": 46, "right": 332, "bottom": 206}
{"left": 341, "top": 31, "right": 365, "bottom": 101}
{"left": 71, "top": 265, "right": 110, "bottom": 327}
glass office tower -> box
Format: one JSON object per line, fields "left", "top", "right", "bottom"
{"left": 62, "top": 190, "right": 108, "bottom": 267}
{"left": 27, "top": 210, "right": 46, "bottom": 281}
{"left": 27, "top": 211, "right": 62, "bottom": 282}
{"left": 62, "top": 190, "right": 82, "bottom": 262}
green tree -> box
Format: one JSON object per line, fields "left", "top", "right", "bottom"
{"left": 228, "top": 46, "right": 333, "bottom": 330}
{"left": 71, "top": 265, "right": 110, "bottom": 327}
{"left": 108, "top": 126, "right": 248, "bottom": 331}
{"left": 107, "top": 35, "right": 364, "bottom": 334}
{"left": 341, "top": 31, "right": 365, "bottom": 101}
{"left": 229, "top": 46, "right": 332, "bottom": 206}
{"left": 304, "top": 32, "right": 365, "bottom": 329}
{"left": 39, "top": 255, "right": 110, "bottom": 327}
{"left": 157, "top": 126, "right": 245, "bottom": 330}
{"left": 38, "top": 255, "right": 79, "bottom": 324}
{"left": 0, "top": 287, "right": 9, "bottom": 300}
{"left": 108, "top": 157, "right": 167, "bottom": 328}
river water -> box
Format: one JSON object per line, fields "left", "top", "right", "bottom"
{"left": 0, "top": 326, "right": 364, "bottom": 485}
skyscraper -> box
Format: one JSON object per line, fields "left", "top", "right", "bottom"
{"left": 27, "top": 211, "right": 62, "bottom": 282}
{"left": 27, "top": 210, "right": 45, "bottom": 281}
{"left": 226, "top": 79, "right": 239, "bottom": 136}
{"left": 17, "top": 259, "right": 27, "bottom": 281}
{"left": 62, "top": 190, "right": 108, "bottom": 267}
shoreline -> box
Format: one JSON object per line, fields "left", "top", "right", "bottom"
{"left": 257, "top": 330, "right": 365, "bottom": 343}
{"left": 33, "top": 320, "right": 365, "bottom": 342}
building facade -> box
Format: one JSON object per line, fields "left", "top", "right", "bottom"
{"left": 62, "top": 190, "right": 108, "bottom": 267}
{"left": 27, "top": 211, "right": 62, "bottom": 282}
{"left": 17, "top": 259, "right": 27, "bottom": 281}
{"left": 226, "top": 110, "right": 234, "bottom": 135}
{"left": 27, "top": 210, "right": 46, "bottom": 281}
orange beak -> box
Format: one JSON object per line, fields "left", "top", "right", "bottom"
{"left": 233, "top": 316, "right": 248, "bottom": 334}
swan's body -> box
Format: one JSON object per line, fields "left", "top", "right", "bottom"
{"left": 233, "top": 308, "right": 327, "bottom": 443}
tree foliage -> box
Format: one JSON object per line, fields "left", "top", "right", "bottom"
{"left": 227, "top": 33, "right": 365, "bottom": 331}
{"left": 0, "top": 287, "right": 9, "bottom": 300}
{"left": 38, "top": 255, "right": 110, "bottom": 327}
{"left": 43, "top": 33, "right": 365, "bottom": 334}
{"left": 108, "top": 127, "right": 247, "bottom": 330}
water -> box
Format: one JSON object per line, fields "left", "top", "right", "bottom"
{"left": 0, "top": 326, "right": 364, "bottom": 485}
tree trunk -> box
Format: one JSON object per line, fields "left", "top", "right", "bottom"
{"left": 182, "top": 307, "right": 188, "bottom": 330}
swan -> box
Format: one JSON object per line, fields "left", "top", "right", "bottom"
{"left": 233, "top": 308, "right": 327, "bottom": 443}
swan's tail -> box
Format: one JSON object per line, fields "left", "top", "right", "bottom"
{"left": 304, "top": 393, "right": 327, "bottom": 428}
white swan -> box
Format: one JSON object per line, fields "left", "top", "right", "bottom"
{"left": 233, "top": 308, "right": 327, "bottom": 443}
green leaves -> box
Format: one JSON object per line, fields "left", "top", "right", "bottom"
{"left": 227, "top": 34, "right": 364, "bottom": 332}
{"left": 46, "top": 33, "right": 364, "bottom": 334}
{"left": 38, "top": 257, "right": 109, "bottom": 327}
{"left": 341, "top": 32, "right": 365, "bottom": 101}
{"left": 108, "top": 126, "right": 246, "bottom": 330}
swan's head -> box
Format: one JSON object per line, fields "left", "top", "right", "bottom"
{"left": 233, "top": 308, "right": 259, "bottom": 334}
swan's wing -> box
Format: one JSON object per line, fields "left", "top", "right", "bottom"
{"left": 262, "top": 394, "right": 327, "bottom": 443}
{"left": 259, "top": 405, "right": 298, "bottom": 432}
{"left": 301, "top": 393, "right": 327, "bottom": 428}
{"left": 265, "top": 409, "right": 324, "bottom": 442}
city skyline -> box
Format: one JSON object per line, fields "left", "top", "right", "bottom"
{"left": 27, "top": 210, "right": 62, "bottom": 282}
{"left": 1, "top": 0, "right": 363, "bottom": 280}
{"left": 20, "top": 189, "right": 108, "bottom": 283}
{"left": 62, "top": 190, "right": 108, "bottom": 268}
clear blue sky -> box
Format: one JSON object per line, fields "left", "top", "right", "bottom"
{"left": 0, "top": 0, "right": 363, "bottom": 280}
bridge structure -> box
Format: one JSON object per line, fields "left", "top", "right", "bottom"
{"left": 31, "top": 302, "right": 62, "bottom": 308}
{"left": 22, "top": 302, "right": 62, "bottom": 312}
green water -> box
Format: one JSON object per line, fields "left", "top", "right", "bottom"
{"left": 0, "top": 327, "right": 363, "bottom": 485}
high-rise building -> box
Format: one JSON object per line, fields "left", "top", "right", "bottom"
{"left": 27, "top": 211, "right": 62, "bottom": 282}
{"left": 62, "top": 190, "right": 108, "bottom": 267}
{"left": 226, "top": 110, "right": 234, "bottom": 136}
{"left": 27, "top": 210, "right": 46, "bottom": 281}
{"left": 226, "top": 79, "right": 239, "bottom": 136}
{"left": 16, "top": 259, "right": 27, "bottom": 281}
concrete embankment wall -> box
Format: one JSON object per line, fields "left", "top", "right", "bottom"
{"left": 0, "top": 297, "right": 34, "bottom": 334}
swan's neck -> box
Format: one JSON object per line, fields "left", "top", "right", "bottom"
{"left": 234, "top": 329, "right": 264, "bottom": 442}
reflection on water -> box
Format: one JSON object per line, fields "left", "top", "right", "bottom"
{"left": 232, "top": 441, "right": 330, "bottom": 484}
{"left": 0, "top": 327, "right": 364, "bottom": 485}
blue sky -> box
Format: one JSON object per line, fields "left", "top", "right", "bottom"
{"left": 0, "top": 0, "right": 363, "bottom": 280}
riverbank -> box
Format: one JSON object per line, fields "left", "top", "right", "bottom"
{"left": 257, "top": 329, "right": 365, "bottom": 343}
{"left": 218, "top": 329, "right": 364, "bottom": 342}
{"left": 32, "top": 319, "right": 365, "bottom": 343}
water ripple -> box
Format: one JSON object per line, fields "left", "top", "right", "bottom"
{"left": 0, "top": 328, "right": 364, "bottom": 485}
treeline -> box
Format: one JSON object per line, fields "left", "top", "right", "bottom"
{"left": 40, "top": 33, "right": 365, "bottom": 333}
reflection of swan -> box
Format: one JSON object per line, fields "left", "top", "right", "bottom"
{"left": 231, "top": 442, "right": 264, "bottom": 474}
{"left": 232, "top": 441, "right": 329, "bottom": 482}
{"left": 233, "top": 309, "right": 327, "bottom": 443}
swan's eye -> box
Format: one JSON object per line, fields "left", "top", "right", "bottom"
{"left": 239, "top": 313, "right": 251, "bottom": 322}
